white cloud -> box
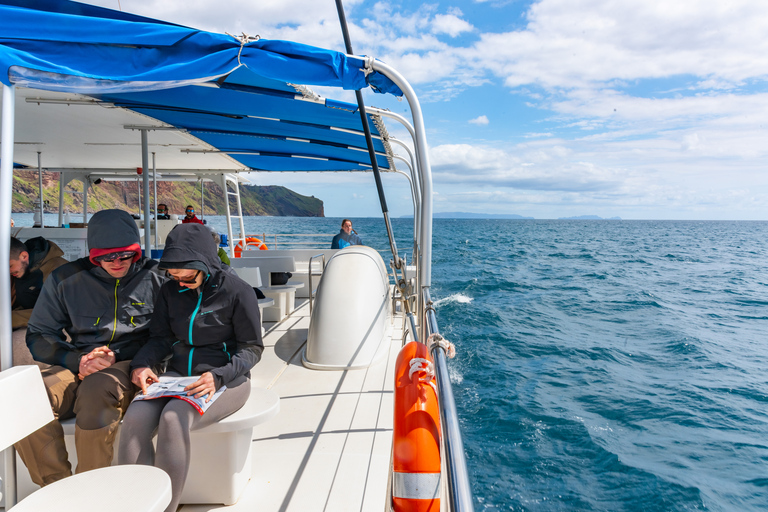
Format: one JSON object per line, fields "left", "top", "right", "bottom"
{"left": 432, "top": 13, "right": 474, "bottom": 37}
{"left": 469, "top": 115, "right": 489, "bottom": 125}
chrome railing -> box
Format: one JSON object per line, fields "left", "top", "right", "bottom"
{"left": 423, "top": 287, "right": 474, "bottom": 512}
{"left": 251, "top": 233, "right": 335, "bottom": 250}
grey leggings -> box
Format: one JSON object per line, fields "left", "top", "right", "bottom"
{"left": 117, "top": 374, "right": 250, "bottom": 512}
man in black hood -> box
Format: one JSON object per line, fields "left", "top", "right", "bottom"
{"left": 16, "top": 209, "right": 166, "bottom": 487}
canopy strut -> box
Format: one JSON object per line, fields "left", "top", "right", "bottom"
{"left": 334, "top": 0, "right": 402, "bottom": 269}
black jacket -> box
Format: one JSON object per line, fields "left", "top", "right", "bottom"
{"left": 130, "top": 224, "right": 263, "bottom": 389}
{"left": 26, "top": 211, "right": 166, "bottom": 375}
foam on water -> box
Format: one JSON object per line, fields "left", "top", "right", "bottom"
{"left": 434, "top": 293, "right": 474, "bottom": 307}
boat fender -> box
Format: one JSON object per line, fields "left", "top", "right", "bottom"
{"left": 392, "top": 341, "right": 441, "bottom": 512}
{"left": 233, "top": 237, "right": 268, "bottom": 257}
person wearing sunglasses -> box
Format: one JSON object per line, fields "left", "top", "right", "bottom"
{"left": 156, "top": 203, "right": 170, "bottom": 220}
{"left": 118, "top": 223, "right": 262, "bottom": 512}
{"left": 17, "top": 209, "right": 166, "bottom": 488}
{"left": 181, "top": 204, "right": 203, "bottom": 225}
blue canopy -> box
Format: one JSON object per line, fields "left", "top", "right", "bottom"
{"left": 0, "top": 0, "right": 401, "bottom": 173}
{"left": 0, "top": 1, "right": 400, "bottom": 94}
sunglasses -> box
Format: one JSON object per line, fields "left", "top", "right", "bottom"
{"left": 167, "top": 270, "right": 200, "bottom": 284}
{"left": 186, "top": 209, "right": 195, "bottom": 213}
{"left": 158, "top": 208, "right": 167, "bottom": 212}
{"left": 94, "top": 251, "right": 136, "bottom": 263}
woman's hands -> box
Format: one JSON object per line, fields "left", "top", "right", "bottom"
{"left": 131, "top": 367, "right": 159, "bottom": 395}
{"left": 185, "top": 372, "right": 216, "bottom": 402}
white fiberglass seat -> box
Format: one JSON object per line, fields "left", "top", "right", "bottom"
{"left": 0, "top": 366, "right": 171, "bottom": 512}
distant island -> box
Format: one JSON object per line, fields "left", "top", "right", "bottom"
{"left": 558, "top": 215, "right": 622, "bottom": 220}
{"left": 402, "top": 212, "right": 535, "bottom": 219}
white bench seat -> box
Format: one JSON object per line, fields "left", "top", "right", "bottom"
{"left": 16, "top": 387, "right": 279, "bottom": 506}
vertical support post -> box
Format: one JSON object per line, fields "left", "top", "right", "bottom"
{"left": 82, "top": 177, "right": 88, "bottom": 224}
{"left": 37, "top": 152, "right": 44, "bottom": 227}
{"left": 140, "top": 130, "right": 150, "bottom": 257}
{"left": 200, "top": 178, "right": 204, "bottom": 222}
{"left": 57, "top": 172, "right": 65, "bottom": 227}
{"left": 1, "top": 83, "right": 18, "bottom": 508}
{"left": 153, "top": 152, "right": 158, "bottom": 250}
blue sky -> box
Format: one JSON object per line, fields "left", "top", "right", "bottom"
{"left": 86, "top": 0, "right": 768, "bottom": 219}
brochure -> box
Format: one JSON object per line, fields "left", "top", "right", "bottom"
{"left": 132, "top": 376, "right": 226, "bottom": 415}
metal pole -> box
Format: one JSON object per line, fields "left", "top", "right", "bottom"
{"left": 369, "top": 60, "right": 433, "bottom": 341}
{"left": 140, "top": 130, "right": 150, "bottom": 257}
{"left": 2, "top": 83, "right": 18, "bottom": 509}
{"left": 424, "top": 289, "right": 475, "bottom": 512}
{"left": 153, "top": 152, "right": 158, "bottom": 251}
{"left": 200, "top": 179, "right": 204, "bottom": 222}
{"left": 334, "top": 0, "right": 401, "bottom": 267}
{"left": 57, "top": 172, "right": 65, "bottom": 228}
{"left": 37, "top": 152, "right": 44, "bottom": 228}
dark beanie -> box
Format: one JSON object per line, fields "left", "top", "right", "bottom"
{"left": 87, "top": 209, "right": 141, "bottom": 250}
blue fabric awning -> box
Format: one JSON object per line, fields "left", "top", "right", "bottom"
{"left": 0, "top": 0, "right": 400, "bottom": 173}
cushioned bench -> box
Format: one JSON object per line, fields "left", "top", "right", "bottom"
{"left": 14, "top": 387, "right": 280, "bottom": 506}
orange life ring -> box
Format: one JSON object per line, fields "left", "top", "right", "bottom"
{"left": 392, "top": 341, "right": 441, "bottom": 512}
{"left": 233, "top": 237, "right": 268, "bottom": 258}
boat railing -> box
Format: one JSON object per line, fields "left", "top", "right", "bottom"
{"left": 423, "top": 287, "right": 475, "bottom": 512}
{"left": 245, "top": 233, "right": 335, "bottom": 250}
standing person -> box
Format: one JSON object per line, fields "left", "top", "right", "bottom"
{"left": 331, "top": 218, "right": 363, "bottom": 249}
{"left": 118, "top": 223, "right": 263, "bottom": 512}
{"left": 16, "top": 209, "right": 166, "bottom": 487}
{"left": 181, "top": 205, "right": 203, "bottom": 224}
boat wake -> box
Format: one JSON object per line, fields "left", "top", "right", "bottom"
{"left": 434, "top": 293, "right": 473, "bottom": 307}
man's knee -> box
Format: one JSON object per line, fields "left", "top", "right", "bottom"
{"left": 74, "top": 365, "right": 135, "bottom": 428}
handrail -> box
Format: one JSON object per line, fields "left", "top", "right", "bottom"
{"left": 308, "top": 253, "right": 326, "bottom": 316}
{"left": 423, "top": 288, "right": 474, "bottom": 512}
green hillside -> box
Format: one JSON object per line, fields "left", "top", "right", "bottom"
{"left": 11, "top": 171, "right": 324, "bottom": 217}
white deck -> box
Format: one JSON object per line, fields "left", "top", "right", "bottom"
{"left": 182, "top": 297, "right": 403, "bottom": 512}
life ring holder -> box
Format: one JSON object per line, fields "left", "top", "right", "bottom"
{"left": 233, "top": 237, "right": 268, "bottom": 257}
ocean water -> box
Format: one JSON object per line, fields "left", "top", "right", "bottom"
{"left": 12, "top": 215, "right": 768, "bottom": 511}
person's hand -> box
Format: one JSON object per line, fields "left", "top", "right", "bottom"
{"left": 185, "top": 372, "right": 216, "bottom": 402}
{"left": 131, "top": 367, "right": 159, "bottom": 395}
{"left": 78, "top": 346, "right": 116, "bottom": 379}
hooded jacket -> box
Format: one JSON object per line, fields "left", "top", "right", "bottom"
{"left": 330, "top": 229, "right": 363, "bottom": 249}
{"left": 130, "top": 223, "right": 263, "bottom": 389}
{"left": 26, "top": 210, "right": 166, "bottom": 373}
{"left": 12, "top": 236, "right": 68, "bottom": 329}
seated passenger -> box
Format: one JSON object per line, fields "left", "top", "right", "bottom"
{"left": 208, "top": 225, "right": 231, "bottom": 265}
{"left": 10, "top": 236, "right": 68, "bottom": 330}
{"left": 16, "top": 209, "right": 166, "bottom": 486}
{"left": 181, "top": 205, "right": 204, "bottom": 224}
{"left": 118, "top": 223, "right": 263, "bottom": 512}
{"left": 7, "top": 236, "right": 68, "bottom": 367}
{"left": 156, "top": 203, "right": 170, "bottom": 220}
{"left": 331, "top": 218, "right": 363, "bottom": 249}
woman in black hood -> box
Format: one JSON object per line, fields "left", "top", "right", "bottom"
{"left": 117, "top": 223, "right": 263, "bottom": 512}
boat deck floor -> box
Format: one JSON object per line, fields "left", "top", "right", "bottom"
{"left": 181, "top": 298, "right": 403, "bottom": 512}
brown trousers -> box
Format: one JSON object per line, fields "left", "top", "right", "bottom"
{"left": 14, "top": 360, "right": 136, "bottom": 487}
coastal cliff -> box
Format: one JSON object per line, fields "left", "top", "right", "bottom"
{"left": 11, "top": 170, "right": 324, "bottom": 217}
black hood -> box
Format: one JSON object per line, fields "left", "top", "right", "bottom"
{"left": 159, "top": 223, "right": 221, "bottom": 274}
{"left": 24, "top": 236, "right": 50, "bottom": 267}
{"left": 87, "top": 209, "right": 140, "bottom": 250}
